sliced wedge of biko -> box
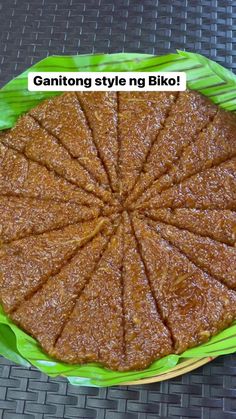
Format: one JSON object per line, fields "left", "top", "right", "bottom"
{"left": 0, "top": 196, "right": 99, "bottom": 243}
{"left": 148, "top": 220, "right": 236, "bottom": 290}
{"left": 144, "top": 208, "right": 236, "bottom": 246}
{"left": 77, "top": 92, "right": 119, "bottom": 192}
{"left": 139, "top": 158, "right": 236, "bottom": 211}
{"left": 0, "top": 217, "right": 107, "bottom": 313}
{"left": 2, "top": 115, "right": 112, "bottom": 203}
{"left": 122, "top": 212, "right": 172, "bottom": 370}
{"left": 29, "top": 93, "right": 109, "bottom": 186}
{"left": 52, "top": 221, "right": 125, "bottom": 370}
{"left": 126, "top": 90, "right": 217, "bottom": 206}
{"left": 12, "top": 218, "right": 118, "bottom": 352}
{"left": 118, "top": 92, "right": 177, "bottom": 197}
{"left": 132, "top": 216, "right": 236, "bottom": 354}
{"left": 0, "top": 144, "right": 103, "bottom": 208}
{"left": 136, "top": 109, "right": 236, "bottom": 205}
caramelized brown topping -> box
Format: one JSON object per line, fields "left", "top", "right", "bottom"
{"left": 1, "top": 91, "right": 236, "bottom": 371}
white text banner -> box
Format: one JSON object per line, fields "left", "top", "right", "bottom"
{"left": 28, "top": 72, "right": 186, "bottom": 92}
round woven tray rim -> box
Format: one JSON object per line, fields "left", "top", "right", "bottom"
{"left": 121, "top": 357, "right": 214, "bottom": 385}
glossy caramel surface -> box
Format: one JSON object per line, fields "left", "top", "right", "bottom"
{"left": 1, "top": 91, "right": 236, "bottom": 371}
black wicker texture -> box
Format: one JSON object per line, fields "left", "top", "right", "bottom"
{"left": 0, "top": 355, "right": 236, "bottom": 418}
{"left": 0, "top": 0, "right": 236, "bottom": 418}
{"left": 0, "top": 0, "right": 236, "bottom": 87}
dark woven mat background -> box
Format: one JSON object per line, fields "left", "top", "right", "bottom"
{"left": 0, "top": 0, "right": 236, "bottom": 417}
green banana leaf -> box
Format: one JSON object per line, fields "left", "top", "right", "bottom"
{"left": 0, "top": 50, "right": 236, "bottom": 386}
